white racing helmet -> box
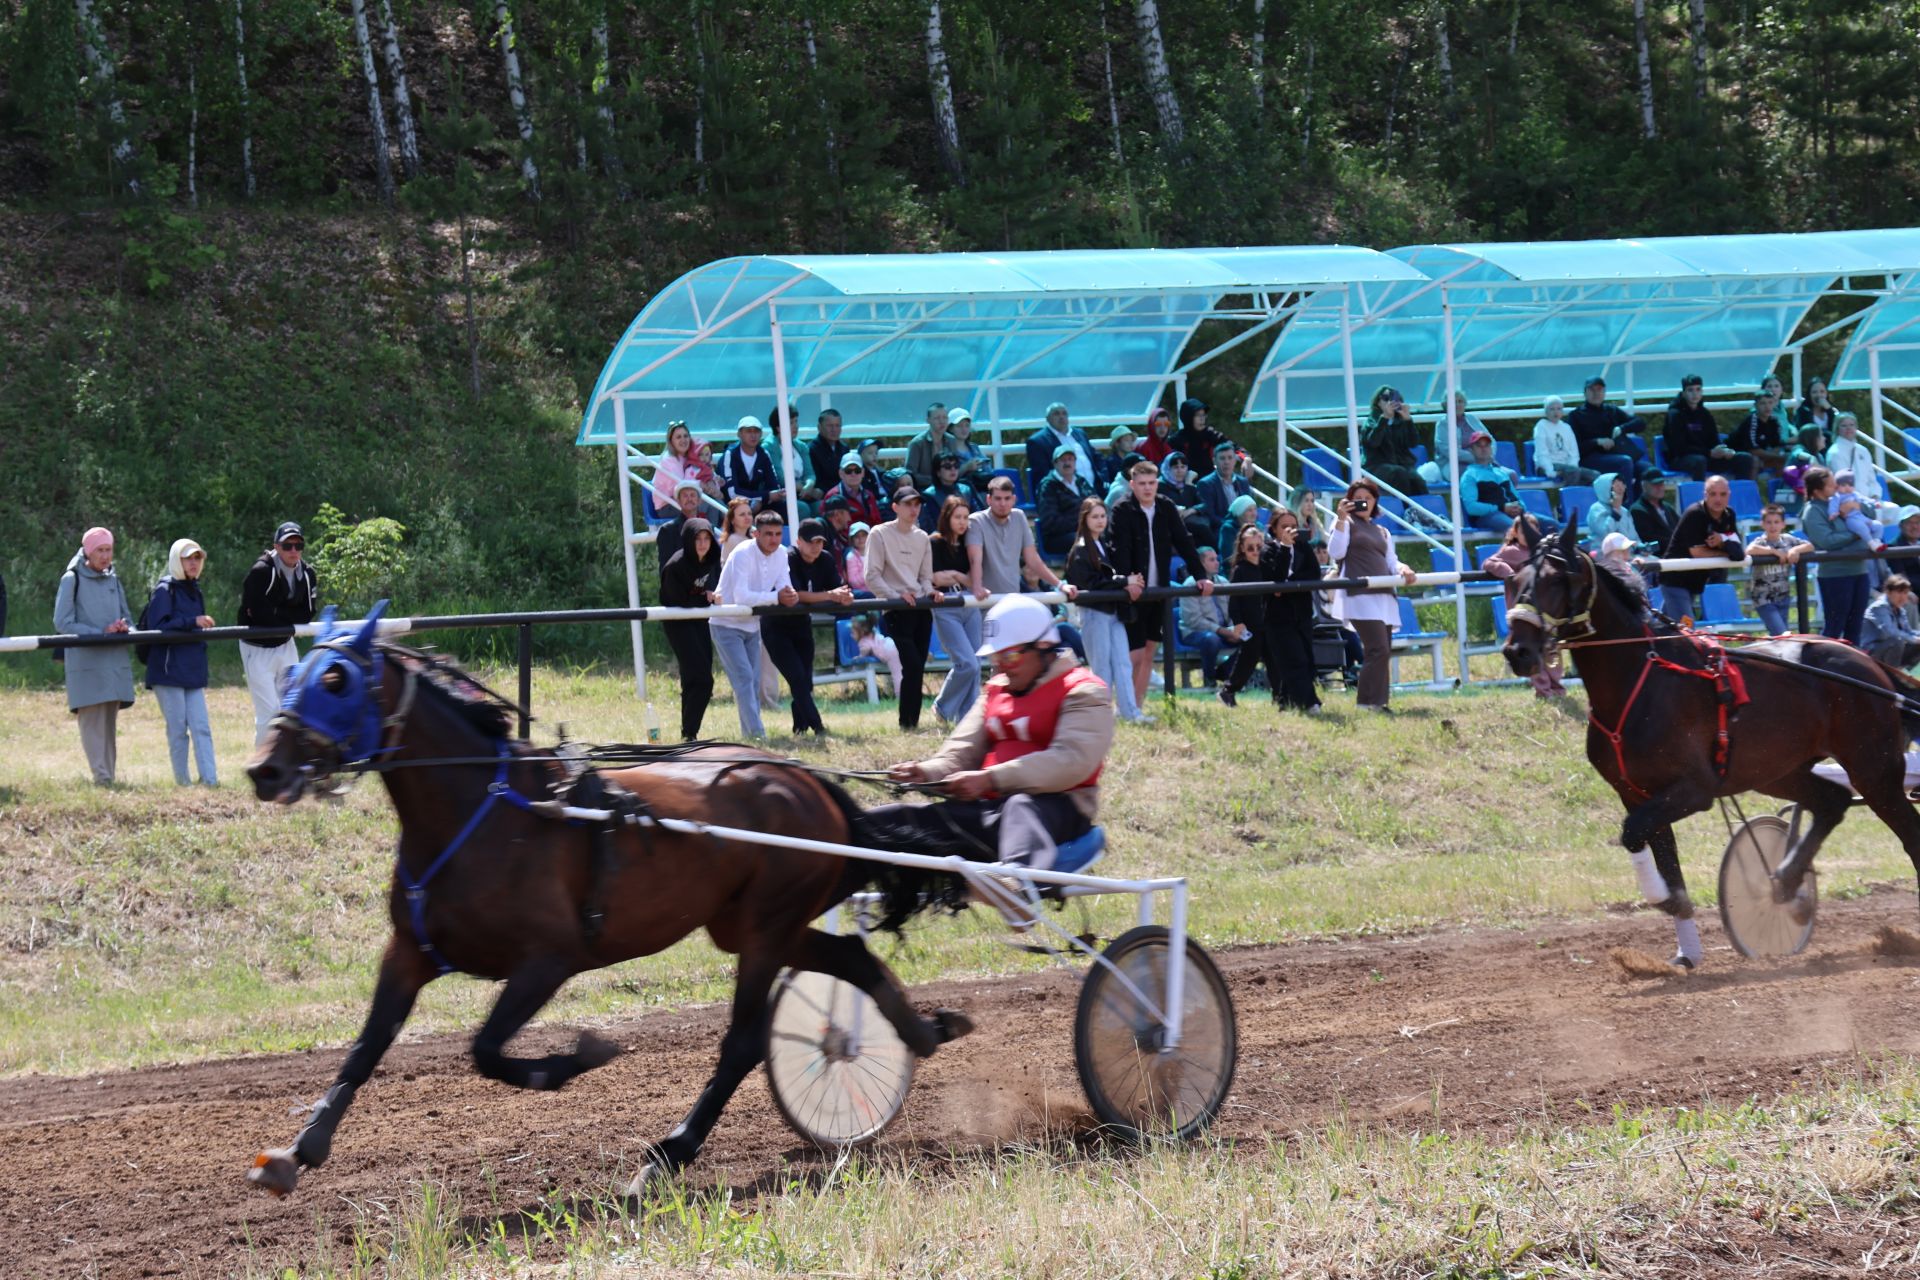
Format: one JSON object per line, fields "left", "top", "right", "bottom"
{"left": 976, "top": 594, "right": 1061, "bottom": 657}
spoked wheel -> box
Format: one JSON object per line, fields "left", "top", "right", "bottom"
{"left": 765, "top": 970, "right": 914, "bottom": 1148}
{"left": 1718, "top": 814, "right": 1818, "bottom": 959}
{"left": 1073, "top": 925, "right": 1237, "bottom": 1141}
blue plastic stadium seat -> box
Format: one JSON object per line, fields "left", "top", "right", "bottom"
{"left": 1701, "top": 583, "right": 1750, "bottom": 627}
{"left": 1653, "top": 437, "right": 1669, "bottom": 469}
{"left": 1430, "top": 546, "right": 1462, "bottom": 575}
{"left": 835, "top": 618, "right": 878, "bottom": 667}
{"left": 1494, "top": 440, "right": 1522, "bottom": 474}
{"left": 1679, "top": 481, "right": 1706, "bottom": 511}
{"left": 1411, "top": 445, "right": 1429, "bottom": 465}
{"left": 639, "top": 485, "right": 675, "bottom": 526}
{"left": 1473, "top": 543, "right": 1504, "bottom": 569}
{"left": 1397, "top": 598, "right": 1446, "bottom": 638}
{"left": 986, "top": 467, "right": 1027, "bottom": 504}
{"left": 1523, "top": 440, "right": 1541, "bottom": 476}
{"left": 1411, "top": 493, "right": 1452, "bottom": 522}
{"left": 1302, "top": 447, "right": 1348, "bottom": 490}
{"left": 1729, "top": 479, "right": 1764, "bottom": 521}
{"left": 1051, "top": 826, "right": 1105, "bottom": 875}
{"left": 1517, "top": 489, "right": 1555, "bottom": 520}
{"left": 1559, "top": 484, "right": 1596, "bottom": 526}
{"left": 1375, "top": 494, "right": 1407, "bottom": 523}
{"left": 928, "top": 625, "right": 948, "bottom": 662}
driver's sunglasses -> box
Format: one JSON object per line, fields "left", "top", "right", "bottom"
{"left": 280, "top": 540, "right": 305, "bottom": 550}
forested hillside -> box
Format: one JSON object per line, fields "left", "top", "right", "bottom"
{"left": 3, "top": 0, "right": 1918, "bottom": 661}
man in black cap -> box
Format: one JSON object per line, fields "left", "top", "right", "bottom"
{"left": 237, "top": 521, "right": 320, "bottom": 745}
{"left": 1629, "top": 465, "right": 1681, "bottom": 604}
{"left": 760, "top": 518, "right": 852, "bottom": 736}
{"left": 820, "top": 494, "right": 856, "bottom": 561}
{"left": 1566, "top": 376, "right": 1647, "bottom": 489}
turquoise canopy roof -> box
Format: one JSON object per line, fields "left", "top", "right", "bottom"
{"left": 577, "top": 248, "right": 1425, "bottom": 444}
{"left": 1243, "top": 229, "right": 1920, "bottom": 420}
{"left": 580, "top": 231, "right": 1920, "bottom": 448}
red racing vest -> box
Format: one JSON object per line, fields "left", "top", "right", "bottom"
{"left": 981, "top": 665, "right": 1105, "bottom": 797}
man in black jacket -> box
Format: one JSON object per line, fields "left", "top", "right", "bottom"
{"left": 1169, "top": 397, "right": 1227, "bottom": 480}
{"left": 237, "top": 521, "right": 320, "bottom": 745}
{"left": 1108, "top": 459, "right": 1214, "bottom": 711}
{"left": 1661, "top": 474, "right": 1746, "bottom": 619}
{"left": 1629, "top": 466, "right": 1681, "bottom": 603}
{"left": 1567, "top": 376, "right": 1647, "bottom": 490}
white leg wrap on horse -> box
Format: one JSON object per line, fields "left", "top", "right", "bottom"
{"left": 1673, "top": 917, "right": 1703, "bottom": 966}
{"left": 1628, "top": 847, "right": 1670, "bottom": 905}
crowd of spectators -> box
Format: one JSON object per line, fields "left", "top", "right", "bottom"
{"left": 25, "top": 373, "right": 1920, "bottom": 785}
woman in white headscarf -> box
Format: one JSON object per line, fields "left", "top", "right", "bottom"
{"left": 143, "top": 538, "right": 219, "bottom": 786}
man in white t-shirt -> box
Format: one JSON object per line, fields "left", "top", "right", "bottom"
{"left": 709, "top": 510, "right": 797, "bottom": 738}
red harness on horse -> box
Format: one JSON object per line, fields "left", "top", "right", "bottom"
{"left": 1589, "top": 627, "right": 1750, "bottom": 802}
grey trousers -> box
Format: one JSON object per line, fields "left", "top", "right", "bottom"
{"left": 76, "top": 701, "right": 119, "bottom": 785}
{"left": 1352, "top": 619, "right": 1392, "bottom": 708}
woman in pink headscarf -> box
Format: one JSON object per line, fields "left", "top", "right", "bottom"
{"left": 651, "top": 421, "right": 723, "bottom": 511}
{"left": 54, "top": 527, "right": 136, "bottom": 784}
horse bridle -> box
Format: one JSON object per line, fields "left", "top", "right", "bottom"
{"left": 1512, "top": 545, "right": 1596, "bottom": 642}
{"left": 268, "top": 639, "right": 419, "bottom": 794}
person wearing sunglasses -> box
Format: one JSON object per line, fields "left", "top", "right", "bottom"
{"left": 238, "top": 520, "right": 321, "bottom": 744}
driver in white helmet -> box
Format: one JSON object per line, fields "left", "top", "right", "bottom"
{"left": 878, "top": 594, "right": 1116, "bottom": 891}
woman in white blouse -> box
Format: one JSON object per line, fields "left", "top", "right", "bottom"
{"left": 1327, "top": 479, "right": 1419, "bottom": 712}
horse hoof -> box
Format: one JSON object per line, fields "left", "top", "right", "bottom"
{"left": 1787, "top": 886, "right": 1818, "bottom": 927}
{"left": 1668, "top": 953, "right": 1696, "bottom": 971}
{"left": 248, "top": 1148, "right": 300, "bottom": 1198}
{"left": 577, "top": 1030, "right": 621, "bottom": 1071}
{"left": 622, "top": 1159, "right": 673, "bottom": 1202}
{"left": 934, "top": 1008, "right": 974, "bottom": 1044}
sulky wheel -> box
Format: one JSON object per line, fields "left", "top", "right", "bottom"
{"left": 765, "top": 969, "right": 914, "bottom": 1148}
{"left": 1073, "top": 924, "right": 1237, "bottom": 1141}
{"left": 1718, "top": 814, "right": 1818, "bottom": 959}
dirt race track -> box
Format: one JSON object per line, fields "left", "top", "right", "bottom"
{"left": 6, "top": 891, "right": 1920, "bottom": 1278}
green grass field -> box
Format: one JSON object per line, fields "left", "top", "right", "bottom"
{"left": 4, "top": 668, "right": 1919, "bottom": 1276}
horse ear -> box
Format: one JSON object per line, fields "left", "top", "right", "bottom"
{"left": 346, "top": 599, "right": 389, "bottom": 655}
{"left": 1557, "top": 520, "right": 1580, "bottom": 561}
{"left": 314, "top": 604, "right": 340, "bottom": 642}
{"left": 1520, "top": 517, "right": 1541, "bottom": 555}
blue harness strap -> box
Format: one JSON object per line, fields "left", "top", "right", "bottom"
{"left": 400, "top": 740, "right": 540, "bottom": 975}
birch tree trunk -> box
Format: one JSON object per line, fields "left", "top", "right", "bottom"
{"left": 378, "top": 0, "right": 420, "bottom": 178}
{"left": 1100, "top": 2, "right": 1123, "bottom": 161}
{"left": 187, "top": 60, "right": 199, "bottom": 207}
{"left": 1508, "top": 0, "right": 1520, "bottom": 58}
{"left": 1134, "top": 0, "right": 1185, "bottom": 147}
{"left": 232, "top": 0, "right": 256, "bottom": 197}
{"left": 802, "top": 13, "right": 838, "bottom": 179}
{"left": 494, "top": 0, "right": 541, "bottom": 200}
{"left": 1689, "top": 0, "right": 1708, "bottom": 101}
{"left": 1434, "top": 4, "right": 1456, "bottom": 105}
{"left": 592, "top": 11, "right": 626, "bottom": 189}
{"left": 691, "top": 10, "right": 707, "bottom": 194}
{"left": 347, "top": 0, "right": 395, "bottom": 203}
{"left": 72, "top": 0, "right": 138, "bottom": 192}
{"left": 1633, "top": 0, "right": 1656, "bottom": 138}
{"left": 1250, "top": 0, "right": 1265, "bottom": 108}
{"left": 925, "top": 0, "right": 964, "bottom": 183}
{"left": 1301, "top": 37, "right": 1315, "bottom": 159}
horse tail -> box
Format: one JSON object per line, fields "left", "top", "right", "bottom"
{"left": 814, "top": 777, "right": 970, "bottom": 935}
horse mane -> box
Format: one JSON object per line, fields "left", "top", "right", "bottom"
{"left": 381, "top": 643, "right": 515, "bottom": 739}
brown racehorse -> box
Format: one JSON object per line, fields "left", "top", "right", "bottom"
{"left": 1501, "top": 523, "right": 1920, "bottom": 965}
{"left": 243, "top": 607, "right": 968, "bottom": 1198}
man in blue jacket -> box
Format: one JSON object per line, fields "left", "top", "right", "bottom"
{"left": 1025, "top": 402, "right": 1097, "bottom": 500}
{"left": 718, "top": 415, "right": 783, "bottom": 510}
{"left": 1458, "top": 432, "right": 1556, "bottom": 534}
{"left": 1195, "top": 441, "right": 1252, "bottom": 529}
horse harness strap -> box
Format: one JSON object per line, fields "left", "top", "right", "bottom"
{"left": 1588, "top": 627, "right": 1750, "bottom": 802}
{"left": 400, "top": 740, "right": 541, "bottom": 975}
{"left": 399, "top": 744, "right": 658, "bottom": 973}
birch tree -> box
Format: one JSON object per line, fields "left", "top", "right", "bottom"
{"left": 1134, "top": 0, "right": 1185, "bottom": 147}
{"left": 1250, "top": 0, "right": 1266, "bottom": 108}
{"left": 801, "top": 13, "right": 838, "bottom": 179}
{"left": 1434, "top": 3, "right": 1456, "bottom": 105}
{"left": 187, "top": 59, "right": 199, "bottom": 207}
{"left": 1100, "top": 3, "right": 1123, "bottom": 161}
{"left": 494, "top": 0, "right": 541, "bottom": 200}
{"left": 72, "top": 0, "right": 138, "bottom": 192}
{"left": 592, "top": 8, "right": 625, "bottom": 189}
{"left": 690, "top": 9, "right": 707, "bottom": 193}
{"left": 378, "top": 0, "right": 420, "bottom": 178}
{"left": 1689, "top": 0, "right": 1708, "bottom": 101}
{"left": 347, "top": 0, "right": 395, "bottom": 203}
{"left": 1633, "top": 0, "right": 1656, "bottom": 138}
{"left": 232, "top": 0, "right": 256, "bottom": 197}
{"left": 926, "top": 0, "right": 964, "bottom": 183}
